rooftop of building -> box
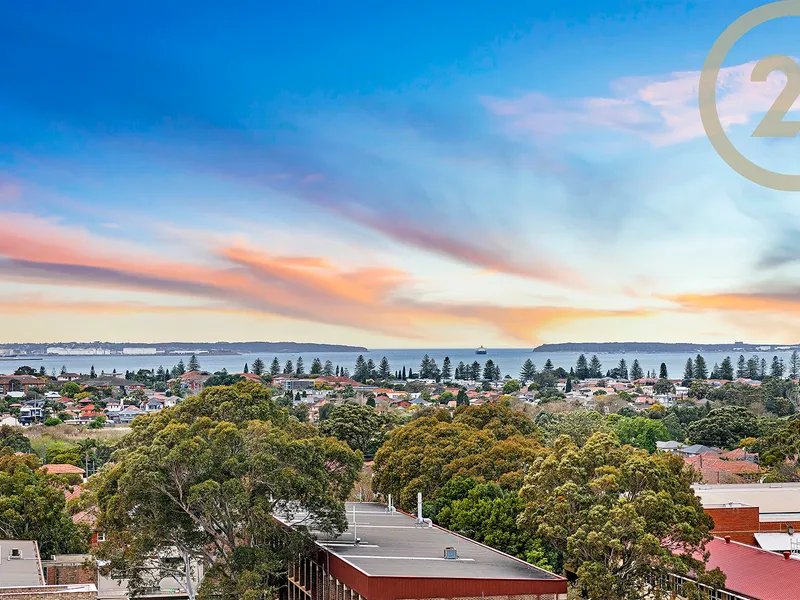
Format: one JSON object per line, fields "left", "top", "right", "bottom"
{"left": 702, "top": 536, "right": 800, "bottom": 600}
{"left": 41, "top": 463, "right": 85, "bottom": 475}
{"left": 284, "top": 502, "right": 564, "bottom": 581}
{"left": 693, "top": 482, "right": 800, "bottom": 516}
{"left": 0, "top": 540, "right": 43, "bottom": 587}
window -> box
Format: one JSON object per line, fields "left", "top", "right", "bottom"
{"left": 96, "top": 532, "right": 106, "bottom": 542}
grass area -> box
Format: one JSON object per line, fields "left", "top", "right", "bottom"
{"left": 25, "top": 423, "right": 130, "bottom": 443}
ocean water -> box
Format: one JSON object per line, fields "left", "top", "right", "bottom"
{"left": 1, "top": 348, "right": 796, "bottom": 379}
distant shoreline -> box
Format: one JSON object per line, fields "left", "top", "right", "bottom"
{"left": 532, "top": 342, "right": 798, "bottom": 353}
{"left": 0, "top": 341, "right": 369, "bottom": 356}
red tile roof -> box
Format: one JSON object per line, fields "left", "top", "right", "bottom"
{"left": 42, "top": 463, "right": 85, "bottom": 475}
{"left": 701, "top": 536, "right": 800, "bottom": 600}
{"left": 719, "top": 447, "right": 758, "bottom": 461}
{"left": 685, "top": 452, "right": 759, "bottom": 475}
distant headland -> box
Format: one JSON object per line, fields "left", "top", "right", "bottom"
{"left": 532, "top": 341, "right": 799, "bottom": 353}
{"left": 0, "top": 341, "right": 368, "bottom": 357}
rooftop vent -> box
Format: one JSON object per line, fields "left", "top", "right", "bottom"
{"left": 10, "top": 548, "right": 21, "bottom": 559}
{"left": 443, "top": 547, "right": 458, "bottom": 560}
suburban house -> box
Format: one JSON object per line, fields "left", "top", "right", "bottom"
{"left": 114, "top": 405, "right": 145, "bottom": 425}
{"left": 0, "top": 374, "right": 45, "bottom": 394}
{"left": 174, "top": 371, "right": 211, "bottom": 394}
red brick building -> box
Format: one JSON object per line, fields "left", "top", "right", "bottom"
{"left": 694, "top": 483, "right": 800, "bottom": 548}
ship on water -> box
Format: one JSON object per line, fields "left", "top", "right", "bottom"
{"left": 475, "top": 345, "right": 487, "bottom": 355}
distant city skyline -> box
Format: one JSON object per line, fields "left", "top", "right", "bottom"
{"left": 2, "top": 1, "right": 800, "bottom": 347}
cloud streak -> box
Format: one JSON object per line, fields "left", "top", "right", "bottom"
{"left": 483, "top": 60, "right": 793, "bottom": 146}
{"left": 0, "top": 211, "right": 629, "bottom": 343}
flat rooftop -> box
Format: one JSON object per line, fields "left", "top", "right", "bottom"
{"left": 292, "top": 502, "right": 561, "bottom": 580}
{"left": 0, "top": 540, "right": 43, "bottom": 587}
{"left": 693, "top": 483, "right": 800, "bottom": 516}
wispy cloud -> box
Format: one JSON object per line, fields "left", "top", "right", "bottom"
{"left": 483, "top": 60, "right": 791, "bottom": 146}
{"left": 0, "top": 211, "right": 631, "bottom": 343}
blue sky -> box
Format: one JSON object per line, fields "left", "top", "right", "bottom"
{"left": 2, "top": 1, "right": 800, "bottom": 347}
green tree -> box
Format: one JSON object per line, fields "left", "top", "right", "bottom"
{"left": 0, "top": 425, "right": 33, "bottom": 453}
{"left": 0, "top": 452, "right": 87, "bottom": 556}
{"left": 630, "top": 359, "right": 644, "bottom": 381}
{"left": 662, "top": 413, "right": 686, "bottom": 442}
{"left": 771, "top": 356, "right": 785, "bottom": 378}
{"left": 608, "top": 415, "right": 669, "bottom": 452}
{"left": 270, "top": 357, "right": 281, "bottom": 376}
{"left": 693, "top": 354, "right": 708, "bottom": 380}
{"left": 659, "top": 363, "right": 669, "bottom": 379}
{"left": 719, "top": 356, "right": 735, "bottom": 380}
{"left": 323, "top": 360, "right": 334, "bottom": 377}
{"left": 575, "top": 354, "right": 589, "bottom": 379}
{"left": 283, "top": 359, "right": 294, "bottom": 375}
{"left": 470, "top": 361, "right": 481, "bottom": 380}
{"left": 204, "top": 370, "right": 244, "bottom": 388}
{"left": 791, "top": 351, "right": 800, "bottom": 380}
{"left": 686, "top": 406, "right": 759, "bottom": 448}
{"left": 251, "top": 358, "right": 265, "bottom": 375}
{"left": 688, "top": 380, "right": 713, "bottom": 400}
{"left": 654, "top": 378, "right": 676, "bottom": 394}
{"left": 320, "top": 404, "right": 395, "bottom": 458}
{"left": 520, "top": 359, "right": 537, "bottom": 384}
{"left": 176, "top": 359, "right": 187, "bottom": 376}
{"left": 683, "top": 358, "right": 694, "bottom": 381}
{"left": 90, "top": 365, "right": 97, "bottom": 379}
{"left": 483, "top": 360, "right": 498, "bottom": 381}
{"left": 502, "top": 380, "right": 521, "bottom": 394}
{"left": 378, "top": 356, "right": 391, "bottom": 380}
{"left": 434, "top": 479, "right": 558, "bottom": 570}
{"left": 87, "top": 416, "right": 107, "bottom": 430}
{"left": 537, "top": 410, "right": 607, "bottom": 446}
{"left": 354, "top": 355, "right": 369, "bottom": 383}
{"left": 617, "top": 358, "right": 628, "bottom": 380}
{"left": 441, "top": 356, "right": 452, "bottom": 381}
{"left": 456, "top": 389, "right": 469, "bottom": 407}
{"left": 295, "top": 357, "right": 305, "bottom": 376}
{"left": 373, "top": 404, "right": 539, "bottom": 508}
{"left": 519, "top": 432, "right": 721, "bottom": 600}
{"left": 589, "top": 355, "right": 602, "bottom": 378}
{"left": 187, "top": 354, "right": 200, "bottom": 372}
{"left": 93, "top": 382, "right": 361, "bottom": 600}
{"left": 736, "top": 355, "right": 747, "bottom": 378}
{"left": 438, "top": 391, "right": 455, "bottom": 405}
{"left": 60, "top": 381, "right": 81, "bottom": 398}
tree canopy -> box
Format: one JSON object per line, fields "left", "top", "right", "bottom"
{"left": 519, "top": 432, "right": 721, "bottom": 600}
{"left": 93, "top": 381, "right": 362, "bottom": 600}
{"left": 319, "top": 403, "right": 396, "bottom": 458}
{"left": 372, "top": 403, "right": 541, "bottom": 508}
{"left": 686, "top": 405, "right": 759, "bottom": 449}
{"left": 0, "top": 451, "right": 87, "bottom": 556}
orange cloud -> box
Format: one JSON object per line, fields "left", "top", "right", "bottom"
{"left": 670, "top": 293, "right": 800, "bottom": 315}
{"left": 0, "top": 211, "right": 638, "bottom": 343}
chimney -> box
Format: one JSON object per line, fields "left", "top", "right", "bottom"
{"left": 417, "top": 492, "right": 423, "bottom": 522}
{"left": 785, "top": 552, "right": 791, "bottom": 560}
{"left": 724, "top": 536, "right": 731, "bottom": 544}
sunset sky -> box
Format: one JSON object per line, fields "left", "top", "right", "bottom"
{"left": 2, "top": 1, "right": 800, "bottom": 347}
